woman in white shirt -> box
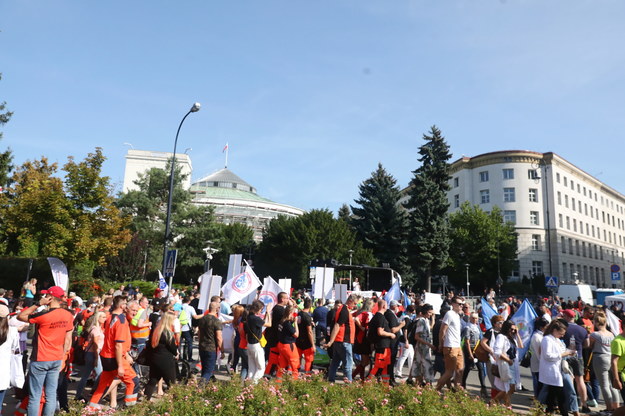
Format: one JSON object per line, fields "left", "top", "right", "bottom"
{"left": 492, "top": 320, "right": 523, "bottom": 406}
{"left": 539, "top": 319, "right": 576, "bottom": 416}
{"left": 0, "top": 304, "right": 20, "bottom": 408}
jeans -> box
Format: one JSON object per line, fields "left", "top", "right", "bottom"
{"left": 532, "top": 371, "right": 544, "bottom": 399}
{"left": 75, "top": 351, "right": 102, "bottom": 399}
{"left": 563, "top": 372, "right": 578, "bottom": 413}
{"left": 0, "top": 389, "right": 6, "bottom": 409}
{"left": 328, "top": 342, "right": 353, "bottom": 382}
{"left": 28, "top": 360, "right": 62, "bottom": 416}
{"left": 199, "top": 350, "right": 217, "bottom": 381}
{"left": 239, "top": 348, "right": 249, "bottom": 381}
{"left": 181, "top": 331, "right": 194, "bottom": 361}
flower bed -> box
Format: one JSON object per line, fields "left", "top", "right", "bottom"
{"left": 66, "top": 375, "right": 521, "bottom": 416}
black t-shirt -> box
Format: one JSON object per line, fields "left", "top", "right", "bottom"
{"left": 384, "top": 309, "right": 400, "bottom": 346}
{"left": 266, "top": 305, "right": 285, "bottom": 347}
{"left": 246, "top": 314, "right": 264, "bottom": 344}
{"left": 278, "top": 320, "right": 297, "bottom": 344}
{"left": 368, "top": 312, "right": 391, "bottom": 350}
{"left": 296, "top": 311, "right": 313, "bottom": 350}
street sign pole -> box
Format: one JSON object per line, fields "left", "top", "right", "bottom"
{"left": 164, "top": 249, "right": 178, "bottom": 296}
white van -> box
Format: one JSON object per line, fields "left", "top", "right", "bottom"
{"left": 557, "top": 284, "right": 595, "bottom": 305}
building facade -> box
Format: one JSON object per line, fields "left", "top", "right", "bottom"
{"left": 448, "top": 150, "right": 625, "bottom": 288}
{"left": 123, "top": 149, "right": 192, "bottom": 192}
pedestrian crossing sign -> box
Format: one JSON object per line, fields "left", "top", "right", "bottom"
{"left": 545, "top": 276, "right": 558, "bottom": 288}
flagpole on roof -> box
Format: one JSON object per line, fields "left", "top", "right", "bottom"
{"left": 223, "top": 142, "right": 229, "bottom": 168}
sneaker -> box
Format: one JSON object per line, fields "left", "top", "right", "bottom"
{"left": 581, "top": 406, "right": 591, "bottom": 414}
{"left": 587, "top": 399, "right": 598, "bottom": 407}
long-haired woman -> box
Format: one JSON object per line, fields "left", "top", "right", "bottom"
{"left": 352, "top": 298, "right": 374, "bottom": 380}
{"left": 540, "top": 319, "right": 576, "bottom": 415}
{"left": 245, "top": 300, "right": 272, "bottom": 383}
{"left": 144, "top": 310, "right": 178, "bottom": 400}
{"left": 276, "top": 305, "right": 299, "bottom": 382}
{"left": 22, "top": 278, "right": 37, "bottom": 307}
{"left": 589, "top": 311, "right": 620, "bottom": 412}
{"left": 0, "top": 304, "right": 19, "bottom": 408}
{"left": 492, "top": 320, "right": 523, "bottom": 406}
{"left": 75, "top": 311, "right": 106, "bottom": 401}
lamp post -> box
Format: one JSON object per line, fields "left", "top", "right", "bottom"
{"left": 162, "top": 102, "right": 201, "bottom": 295}
{"left": 465, "top": 263, "right": 470, "bottom": 297}
{"left": 348, "top": 249, "right": 354, "bottom": 289}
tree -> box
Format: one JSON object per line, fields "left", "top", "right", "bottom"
{"left": 447, "top": 203, "right": 517, "bottom": 294}
{"left": 210, "top": 223, "right": 255, "bottom": 276}
{"left": 404, "top": 126, "right": 452, "bottom": 291}
{"left": 337, "top": 204, "right": 352, "bottom": 223}
{"left": 0, "top": 149, "right": 131, "bottom": 277}
{"left": 116, "top": 163, "right": 217, "bottom": 283}
{"left": 255, "top": 209, "right": 376, "bottom": 287}
{"left": 350, "top": 163, "right": 409, "bottom": 278}
{"left": 0, "top": 74, "right": 14, "bottom": 188}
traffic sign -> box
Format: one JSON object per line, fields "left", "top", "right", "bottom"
{"left": 545, "top": 276, "right": 559, "bottom": 288}
{"left": 612, "top": 264, "right": 621, "bottom": 273}
{"left": 164, "top": 249, "right": 178, "bottom": 278}
{"left": 612, "top": 272, "right": 621, "bottom": 281}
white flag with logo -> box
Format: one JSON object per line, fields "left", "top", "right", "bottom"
{"left": 257, "top": 277, "right": 284, "bottom": 311}
{"left": 221, "top": 265, "right": 262, "bottom": 305}
{"left": 47, "top": 257, "right": 69, "bottom": 291}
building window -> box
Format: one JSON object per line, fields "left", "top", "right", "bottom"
{"left": 558, "top": 214, "right": 563, "bottom": 227}
{"left": 561, "top": 236, "right": 566, "bottom": 253}
{"left": 480, "top": 190, "right": 490, "bottom": 204}
{"left": 577, "top": 184, "right": 581, "bottom": 193}
{"left": 503, "top": 210, "right": 516, "bottom": 224}
{"left": 569, "top": 239, "right": 573, "bottom": 253}
{"left": 530, "top": 211, "right": 540, "bottom": 225}
{"left": 557, "top": 192, "right": 562, "bottom": 205}
{"left": 529, "top": 188, "right": 539, "bottom": 202}
{"left": 564, "top": 176, "right": 568, "bottom": 186}
{"left": 453, "top": 177, "right": 459, "bottom": 188}
{"left": 582, "top": 242, "right": 586, "bottom": 257}
{"left": 479, "top": 171, "right": 489, "bottom": 182}
{"left": 573, "top": 219, "right": 577, "bottom": 232}
{"left": 532, "top": 261, "right": 543, "bottom": 275}
{"left": 566, "top": 216, "right": 570, "bottom": 230}
{"left": 570, "top": 180, "right": 574, "bottom": 190}
{"left": 572, "top": 198, "right": 576, "bottom": 211}
{"left": 528, "top": 169, "right": 539, "bottom": 180}
{"left": 503, "top": 187, "right": 516, "bottom": 202}
{"left": 565, "top": 195, "right": 569, "bottom": 208}
{"left": 556, "top": 173, "right": 561, "bottom": 183}
{"left": 454, "top": 194, "right": 460, "bottom": 208}
{"left": 503, "top": 168, "right": 514, "bottom": 180}
{"left": 532, "top": 235, "right": 541, "bottom": 251}
{"left": 576, "top": 240, "right": 580, "bottom": 256}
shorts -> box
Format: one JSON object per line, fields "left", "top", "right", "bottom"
{"left": 568, "top": 357, "right": 584, "bottom": 377}
{"left": 443, "top": 347, "right": 464, "bottom": 372}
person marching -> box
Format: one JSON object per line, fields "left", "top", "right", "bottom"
{"left": 276, "top": 305, "right": 300, "bottom": 382}
{"left": 87, "top": 296, "right": 140, "bottom": 410}
{"left": 367, "top": 299, "right": 396, "bottom": 384}
{"left": 264, "top": 292, "right": 289, "bottom": 378}
{"left": 296, "top": 298, "right": 315, "bottom": 375}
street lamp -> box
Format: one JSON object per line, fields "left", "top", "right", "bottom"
{"left": 348, "top": 249, "right": 354, "bottom": 289}
{"left": 162, "top": 102, "right": 201, "bottom": 294}
{"left": 465, "top": 263, "right": 470, "bottom": 297}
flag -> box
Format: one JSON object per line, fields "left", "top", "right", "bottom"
{"left": 47, "top": 257, "right": 69, "bottom": 291}
{"left": 258, "top": 277, "right": 284, "bottom": 313}
{"left": 384, "top": 281, "right": 401, "bottom": 304}
{"left": 607, "top": 308, "right": 622, "bottom": 336}
{"left": 402, "top": 290, "right": 410, "bottom": 309}
{"left": 158, "top": 270, "right": 169, "bottom": 292}
{"left": 222, "top": 142, "right": 229, "bottom": 152}
{"left": 481, "top": 297, "right": 498, "bottom": 330}
{"left": 221, "top": 265, "right": 262, "bottom": 305}
{"left": 510, "top": 299, "right": 538, "bottom": 361}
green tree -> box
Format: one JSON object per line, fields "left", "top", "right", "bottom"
{"left": 404, "top": 126, "right": 452, "bottom": 291}
{"left": 0, "top": 150, "right": 131, "bottom": 277}
{"left": 210, "top": 223, "right": 255, "bottom": 276}
{"left": 337, "top": 204, "right": 352, "bottom": 223}
{"left": 0, "top": 74, "right": 14, "bottom": 188}
{"left": 116, "top": 163, "right": 217, "bottom": 283}
{"left": 447, "top": 202, "right": 518, "bottom": 294}
{"left": 351, "top": 163, "right": 409, "bottom": 278}
{"left": 96, "top": 233, "right": 149, "bottom": 281}
{"left": 255, "top": 209, "right": 375, "bottom": 287}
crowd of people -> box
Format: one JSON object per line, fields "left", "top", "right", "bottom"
{"left": 3, "top": 282, "right": 625, "bottom": 416}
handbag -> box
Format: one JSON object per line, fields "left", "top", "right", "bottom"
{"left": 491, "top": 363, "right": 500, "bottom": 378}
{"left": 474, "top": 340, "right": 490, "bottom": 363}
{"left": 10, "top": 333, "right": 25, "bottom": 389}
{"left": 520, "top": 350, "right": 531, "bottom": 368}
{"left": 247, "top": 321, "right": 267, "bottom": 348}
{"left": 583, "top": 352, "right": 593, "bottom": 382}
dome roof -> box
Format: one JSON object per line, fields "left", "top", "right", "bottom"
{"left": 192, "top": 168, "right": 257, "bottom": 194}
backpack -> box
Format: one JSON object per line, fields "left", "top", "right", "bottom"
{"left": 71, "top": 329, "right": 90, "bottom": 366}
{"left": 406, "top": 318, "right": 418, "bottom": 346}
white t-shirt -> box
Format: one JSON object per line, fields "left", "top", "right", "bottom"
{"left": 441, "top": 309, "right": 462, "bottom": 348}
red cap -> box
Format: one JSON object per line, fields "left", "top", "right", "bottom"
{"left": 562, "top": 309, "right": 576, "bottom": 319}
{"left": 41, "top": 286, "right": 66, "bottom": 299}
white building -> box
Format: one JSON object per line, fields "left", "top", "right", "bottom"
{"left": 123, "top": 149, "right": 192, "bottom": 192}
{"left": 448, "top": 150, "right": 625, "bottom": 288}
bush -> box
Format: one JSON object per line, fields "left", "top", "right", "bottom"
{"left": 64, "top": 374, "right": 518, "bottom": 416}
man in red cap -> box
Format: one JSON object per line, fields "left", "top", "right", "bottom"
{"left": 18, "top": 286, "right": 74, "bottom": 416}
{"left": 562, "top": 308, "right": 590, "bottom": 412}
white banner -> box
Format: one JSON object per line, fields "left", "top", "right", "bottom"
{"left": 334, "top": 284, "right": 348, "bottom": 303}
{"left": 424, "top": 292, "right": 444, "bottom": 315}
{"left": 278, "top": 279, "right": 292, "bottom": 296}
{"left": 313, "top": 267, "right": 334, "bottom": 300}
{"left": 221, "top": 265, "right": 262, "bottom": 305}
{"left": 198, "top": 270, "right": 222, "bottom": 312}
{"left": 226, "top": 254, "right": 243, "bottom": 281}
{"left": 47, "top": 257, "right": 68, "bottom": 291}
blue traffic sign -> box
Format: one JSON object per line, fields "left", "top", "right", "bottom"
{"left": 612, "top": 264, "right": 621, "bottom": 273}
{"left": 164, "top": 249, "right": 178, "bottom": 278}
{"left": 612, "top": 272, "right": 621, "bottom": 281}
{"left": 545, "top": 276, "right": 559, "bottom": 288}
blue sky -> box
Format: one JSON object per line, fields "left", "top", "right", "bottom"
{"left": 2, "top": 1, "right": 625, "bottom": 213}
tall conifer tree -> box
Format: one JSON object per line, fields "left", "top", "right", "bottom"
{"left": 405, "top": 126, "right": 452, "bottom": 291}
{"left": 351, "top": 163, "right": 409, "bottom": 277}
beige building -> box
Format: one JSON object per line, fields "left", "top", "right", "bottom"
{"left": 123, "top": 149, "right": 192, "bottom": 192}
{"left": 447, "top": 150, "right": 625, "bottom": 288}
